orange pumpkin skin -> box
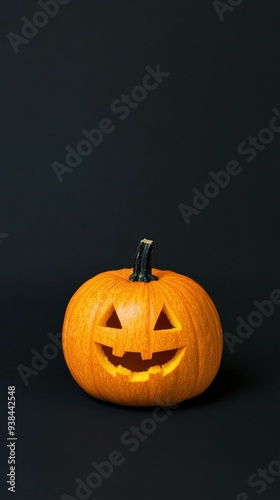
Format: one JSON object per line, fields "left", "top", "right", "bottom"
{"left": 62, "top": 244, "right": 223, "bottom": 406}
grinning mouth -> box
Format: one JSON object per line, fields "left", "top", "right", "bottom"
{"left": 102, "top": 345, "right": 178, "bottom": 372}
{"left": 95, "top": 343, "right": 186, "bottom": 379}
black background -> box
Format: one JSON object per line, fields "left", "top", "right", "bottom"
{"left": 1, "top": 1, "right": 280, "bottom": 499}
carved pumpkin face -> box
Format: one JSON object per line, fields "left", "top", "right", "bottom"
{"left": 62, "top": 239, "right": 223, "bottom": 406}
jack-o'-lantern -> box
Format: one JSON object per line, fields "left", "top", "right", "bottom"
{"left": 62, "top": 239, "right": 223, "bottom": 406}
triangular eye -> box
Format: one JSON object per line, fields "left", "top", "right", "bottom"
{"left": 106, "top": 309, "right": 122, "bottom": 328}
{"left": 154, "top": 310, "right": 174, "bottom": 330}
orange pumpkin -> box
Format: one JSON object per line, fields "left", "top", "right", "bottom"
{"left": 62, "top": 239, "right": 223, "bottom": 406}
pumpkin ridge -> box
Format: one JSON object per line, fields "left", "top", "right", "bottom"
{"left": 183, "top": 279, "right": 223, "bottom": 368}
{"left": 171, "top": 278, "right": 222, "bottom": 396}
{"left": 162, "top": 279, "right": 201, "bottom": 398}
{"left": 163, "top": 276, "right": 222, "bottom": 397}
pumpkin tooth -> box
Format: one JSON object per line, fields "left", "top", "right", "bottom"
{"left": 140, "top": 351, "right": 152, "bottom": 360}
{"left": 112, "top": 346, "right": 125, "bottom": 357}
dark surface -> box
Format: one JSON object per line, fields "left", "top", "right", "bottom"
{"left": 1, "top": 1, "right": 280, "bottom": 499}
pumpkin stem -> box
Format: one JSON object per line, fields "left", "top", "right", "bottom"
{"left": 129, "top": 238, "right": 158, "bottom": 283}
